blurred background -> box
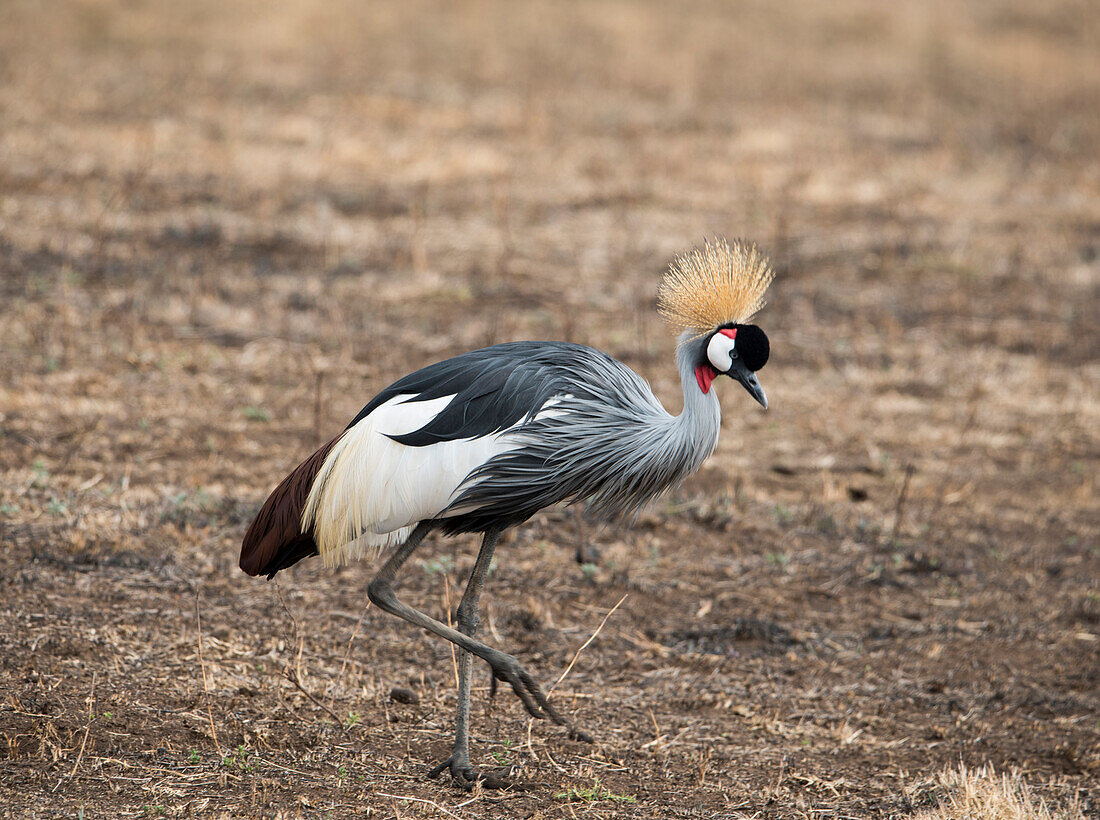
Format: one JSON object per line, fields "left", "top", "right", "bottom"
{"left": 1, "top": 1, "right": 1097, "bottom": 817}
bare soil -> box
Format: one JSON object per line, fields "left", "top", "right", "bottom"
{"left": 1, "top": 1, "right": 1097, "bottom": 817}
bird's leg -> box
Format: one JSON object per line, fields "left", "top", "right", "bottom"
{"left": 368, "top": 526, "right": 582, "bottom": 749}
{"left": 448, "top": 529, "right": 497, "bottom": 778}
{"left": 427, "top": 530, "right": 515, "bottom": 789}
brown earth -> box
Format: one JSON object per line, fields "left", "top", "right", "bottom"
{"left": 1, "top": 1, "right": 1098, "bottom": 817}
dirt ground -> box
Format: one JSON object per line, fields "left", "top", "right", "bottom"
{"left": 1, "top": 1, "right": 1098, "bottom": 817}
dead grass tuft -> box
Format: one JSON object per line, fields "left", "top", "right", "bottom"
{"left": 917, "top": 763, "right": 1086, "bottom": 820}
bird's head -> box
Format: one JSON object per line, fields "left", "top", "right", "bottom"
{"left": 658, "top": 238, "right": 774, "bottom": 409}
{"left": 696, "top": 322, "right": 769, "bottom": 408}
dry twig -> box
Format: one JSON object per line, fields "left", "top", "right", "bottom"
{"left": 376, "top": 792, "right": 463, "bottom": 819}
{"left": 888, "top": 463, "right": 916, "bottom": 544}
{"left": 274, "top": 582, "right": 351, "bottom": 735}
{"left": 549, "top": 593, "right": 628, "bottom": 693}
{"left": 53, "top": 671, "right": 96, "bottom": 791}
{"left": 195, "top": 594, "right": 223, "bottom": 756}
{"left": 443, "top": 573, "right": 459, "bottom": 689}
{"left": 329, "top": 598, "right": 371, "bottom": 709}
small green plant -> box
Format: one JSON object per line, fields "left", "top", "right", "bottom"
{"left": 420, "top": 555, "right": 454, "bottom": 576}
{"left": 345, "top": 712, "right": 361, "bottom": 729}
{"left": 773, "top": 504, "right": 792, "bottom": 525}
{"left": 0, "top": 503, "right": 18, "bottom": 517}
{"left": 491, "top": 739, "right": 513, "bottom": 766}
{"left": 188, "top": 749, "right": 200, "bottom": 764}
{"left": 32, "top": 459, "right": 50, "bottom": 488}
{"left": 580, "top": 562, "right": 598, "bottom": 581}
{"left": 243, "top": 405, "right": 271, "bottom": 422}
{"left": 554, "top": 778, "right": 636, "bottom": 804}
{"left": 336, "top": 765, "right": 348, "bottom": 781}
{"left": 766, "top": 551, "right": 789, "bottom": 569}
{"left": 221, "top": 744, "right": 254, "bottom": 771}
{"left": 46, "top": 499, "right": 68, "bottom": 517}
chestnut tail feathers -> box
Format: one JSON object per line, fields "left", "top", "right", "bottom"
{"left": 239, "top": 433, "right": 345, "bottom": 578}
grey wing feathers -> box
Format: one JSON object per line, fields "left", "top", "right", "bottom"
{"left": 344, "top": 341, "right": 699, "bottom": 536}
{"left": 436, "top": 348, "right": 701, "bottom": 534}
{"left": 347, "top": 342, "right": 620, "bottom": 445}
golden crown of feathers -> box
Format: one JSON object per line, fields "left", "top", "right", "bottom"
{"left": 658, "top": 237, "right": 774, "bottom": 335}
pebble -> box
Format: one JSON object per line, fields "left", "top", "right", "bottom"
{"left": 389, "top": 686, "right": 419, "bottom": 704}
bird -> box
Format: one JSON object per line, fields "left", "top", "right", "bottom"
{"left": 239, "top": 236, "right": 774, "bottom": 789}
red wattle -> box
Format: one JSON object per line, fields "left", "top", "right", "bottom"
{"left": 719, "top": 328, "right": 737, "bottom": 340}
{"left": 695, "top": 363, "right": 717, "bottom": 394}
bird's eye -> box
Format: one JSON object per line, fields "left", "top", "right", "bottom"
{"left": 730, "top": 351, "right": 739, "bottom": 359}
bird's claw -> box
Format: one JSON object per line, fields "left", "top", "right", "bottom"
{"left": 485, "top": 651, "right": 593, "bottom": 743}
{"left": 488, "top": 652, "right": 565, "bottom": 724}
{"left": 427, "top": 757, "right": 521, "bottom": 791}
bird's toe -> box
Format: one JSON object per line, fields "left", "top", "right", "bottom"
{"left": 488, "top": 653, "right": 552, "bottom": 721}
{"left": 429, "top": 757, "right": 520, "bottom": 791}
{"left": 462, "top": 765, "right": 519, "bottom": 790}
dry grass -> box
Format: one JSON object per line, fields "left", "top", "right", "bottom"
{"left": 916, "top": 764, "right": 1086, "bottom": 820}
{"left": 0, "top": 0, "right": 1097, "bottom": 817}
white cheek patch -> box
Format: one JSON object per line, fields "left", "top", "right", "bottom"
{"left": 706, "top": 333, "right": 736, "bottom": 372}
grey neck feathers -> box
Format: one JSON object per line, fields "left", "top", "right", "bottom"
{"left": 671, "top": 330, "right": 722, "bottom": 472}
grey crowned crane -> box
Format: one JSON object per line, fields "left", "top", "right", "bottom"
{"left": 239, "top": 237, "right": 774, "bottom": 788}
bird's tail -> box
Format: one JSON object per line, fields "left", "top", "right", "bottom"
{"left": 239, "top": 433, "right": 345, "bottom": 578}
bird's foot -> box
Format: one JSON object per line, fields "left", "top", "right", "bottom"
{"left": 486, "top": 649, "right": 567, "bottom": 724}
{"left": 487, "top": 662, "right": 594, "bottom": 744}
{"left": 427, "top": 757, "right": 521, "bottom": 791}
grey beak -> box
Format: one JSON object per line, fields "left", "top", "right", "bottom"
{"left": 730, "top": 360, "right": 768, "bottom": 409}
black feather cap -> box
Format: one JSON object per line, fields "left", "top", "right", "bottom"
{"left": 717, "top": 322, "right": 770, "bottom": 372}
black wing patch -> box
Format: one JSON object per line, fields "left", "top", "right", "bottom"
{"left": 345, "top": 342, "right": 591, "bottom": 447}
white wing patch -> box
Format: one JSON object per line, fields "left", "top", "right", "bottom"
{"left": 302, "top": 393, "right": 552, "bottom": 568}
